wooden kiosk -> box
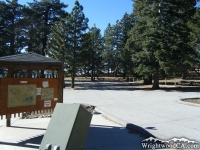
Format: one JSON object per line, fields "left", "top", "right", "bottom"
{"left": 0, "top": 52, "right": 64, "bottom": 127}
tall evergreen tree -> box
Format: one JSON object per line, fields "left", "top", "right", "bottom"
{"left": 103, "top": 23, "right": 114, "bottom": 76}
{"left": 47, "top": 0, "right": 88, "bottom": 88}
{"left": 67, "top": 0, "right": 88, "bottom": 88}
{"left": 0, "top": 1, "right": 9, "bottom": 56}
{"left": 81, "top": 25, "right": 103, "bottom": 81}
{"left": 193, "top": 7, "right": 200, "bottom": 63}
{"left": 103, "top": 14, "right": 134, "bottom": 78}
{"left": 112, "top": 20, "right": 123, "bottom": 77}
{"left": 46, "top": 18, "right": 70, "bottom": 69}
{"left": 119, "top": 13, "right": 134, "bottom": 79}
{"left": 127, "top": 0, "right": 198, "bottom": 89}
{"left": 103, "top": 20, "right": 127, "bottom": 77}
{"left": 27, "top": 0, "right": 67, "bottom": 55}
{"left": 103, "top": 22, "right": 123, "bottom": 77}
{"left": 21, "top": 5, "right": 42, "bottom": 53}
{"left": 0, "top": 0, "right": 24, "bottom": 56}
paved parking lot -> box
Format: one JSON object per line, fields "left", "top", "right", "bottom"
{"left": 64, "top": 82, "right": 200, "bottom": 142}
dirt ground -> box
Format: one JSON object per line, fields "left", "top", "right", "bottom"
{"left": 64, "top": 76, "right": 200, "bottom": 85}
{"left": 64, "top": 76, "right": 126, "bottom": 82}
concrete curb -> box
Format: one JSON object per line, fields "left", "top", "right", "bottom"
{"left": 95, "top": 107, "right": 155, "bottom": 138}
{"left": 177, "top": 98, "right": 200, "bottom": 107}
{"left": 95, "top": 107, "right": 127, "bottom": 127}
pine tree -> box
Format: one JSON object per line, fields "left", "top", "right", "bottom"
{"left": 112, "top": 20, "right": 123, "bottom": 77}
{"left": 127, "top": 0, "right": 198, "bottom": 89}
{"left": 0, "top": 0, "right": 24, "bottom": 56}
{"left": 0, "top": 1, "right": 9, "bottom": 56}
{"left": 103, "top": 23, "right": 114, "bottom": 76}
{"left": 103, "top": 13, "right": 134, "bottom": 78}
{"left": 103, "top": 22, "right": 123, "bottom": 77}
{"left": 21, "top": 5, "right": 43, "bottom": 53}
{"left": 81, "top": 25, "right": 103, "bottom": 81}
{"left": 67, "top": 0, "right": 89, "bottom": 88}
{"left": 193, "top": 7, "right": 200, "bottom": 65}
{"left": 46, "top": 18, "right": 70, "bottom": 66}
{"left": 119, "top": 13, "right": 134, "bottom": 79}
{"left": 28, "top": 0, "right": 67, "bottom": 55}
{"left": 47, "top": 0, "right": 88, "bottom": 88}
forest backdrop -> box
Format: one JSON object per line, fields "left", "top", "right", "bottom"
{"left": 0, "top": 0, "right": 200, "bottom": 88}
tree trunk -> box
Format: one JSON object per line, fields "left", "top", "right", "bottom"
{"left": 91, "top": 67, "right": 95, "bottom": 81}
{"left": 123, "top": 69, "right": 127, "bottom": 79}
{"left": 93, "top": 66, "right": 95, "bottom": 81}
{"left": 71, "top": 65, "right": 75, "bottom": 88}
{"left": 123, "top": 73, "right": 126, "bottom": 79}
{"left": 10, "top": 16, "right": 15, "bottom": 55}
{"left": 152, "top": 69, "right": 159, "bottom": 89}
{"left": 107, "top": 64, "right": 109, "bottom": 76}
{"left": 143, "top": 79, "right": 148, "bottom": 85}
{"left": 148, "top": 75, "right": 152, "bottom": 84}
{"left": 91, "top": 69, "right": 93, "bottom": 81}
{"left": 71, "top": 32, "right": 76, "bottom": 88}
{"left": 114, "top": 66, "right": 118, "bottom": 77}
{"left": 143, "top": 75, "right": 152, "bottom": 85}
{"left": 71, "top": 71, "right": 75, "bottom": 88}
{"left": 181, "top": 71, "right": 187, "bottom": 79}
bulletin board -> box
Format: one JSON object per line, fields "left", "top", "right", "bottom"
{"left": 8, "top": 84, "right": 37, "bottom": 107}
{"left": 0, "top": 78, "right": 59, "bottom": 115}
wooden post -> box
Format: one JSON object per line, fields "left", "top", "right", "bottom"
{"left": 7, "top": 68, "right": 12, "bottom": 78}
{"left": 57, "top": 67, "right": 63, "bottom": 103}
{"left": 7, "top": 68, "right": 12, "bottom": 127}
{"left": 6, "top": 114, "right": 11, "bottom": 127}
{"left": 28, "top": 70, "right": 32, "bottom": 78}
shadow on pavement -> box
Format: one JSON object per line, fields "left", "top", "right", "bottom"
{"left": 65, "top": 82, "right": 148, "bottom": 91}
{"left": 161, "top": 87, "right": 200, "bottom": 92}
{"left": 0, "top": 124, "right": 146, "bottom": 150}
{"left": 65, "top": 82, "right": 200, "bottom": 92}
{"left": 126, "top": 123, "right": 156, "bottom": 138}
{"left": 85, "top": 124, "right": 146, "bottom": 150}
{"left": 0, "top": 135, "right": 43, "bottom": 149}
{"left": 11, "top": 126, "right": 46, "bottom": 130}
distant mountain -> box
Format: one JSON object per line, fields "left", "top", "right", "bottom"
{"left": 166, "top": 138, "right": 198, "bottom": 144}
{"left": 142, "top": 137, "right": 165, "bottom": 143}
{"left": 142, "top": 137, "right": 198, "bottom": 144}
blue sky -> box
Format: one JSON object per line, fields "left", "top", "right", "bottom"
{"left": 17, "top": 0, "right": 200, "bottom": 35}
{"left": 18, "top": 0, "right": 133, "bottom": 35}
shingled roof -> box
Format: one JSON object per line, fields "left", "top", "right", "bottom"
{"left": 0, "top": 52, "right": 61, "bottom": 63}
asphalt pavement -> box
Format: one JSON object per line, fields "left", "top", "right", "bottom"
{"left": 64, "top": 81, "right": 200, "bottom": 142}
